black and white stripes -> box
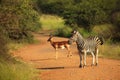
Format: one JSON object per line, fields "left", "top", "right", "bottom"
{"left": 68, "top": 30, "right": 103, "bottom": 68}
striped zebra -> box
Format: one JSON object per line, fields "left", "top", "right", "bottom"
{"left": 68, "top": 30, "right": 103, "bottom": 68}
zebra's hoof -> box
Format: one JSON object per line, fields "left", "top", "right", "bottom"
{"left": 83, "top": 65, "right": 86, "bottom": 68}
{"left": 95, "top": 63, "right": 98, "bottom": 66}
{"left": 79, "top": 65, "right": 83, "bottom": 68}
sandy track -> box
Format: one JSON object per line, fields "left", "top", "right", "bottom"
{"left": 14, "top": 34, "right": 120, "bottom": 80}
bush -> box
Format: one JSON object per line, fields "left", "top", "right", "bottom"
{"left": 111, "top": 12, "right": 120, "bottom": 41}
{"left": 55, "top": 26, "right": 72, "bottom": 37}
{"left": 91, "top": 24, "right": 120, "bottom": 42}
{"left": 0, "top": 0, "right": 41, "bottom": 42}
{"left": 0, "top": 27, "right": 10, "bottom": 59}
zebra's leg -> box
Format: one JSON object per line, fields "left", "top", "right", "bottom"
{"left": 91, "top": 52, "right": 95, "bottom": 66}
{"left": 79, "top": 53, "right": 83, "bottom": 68}
{"left": 83, "top": 51, "right": 87, "bottom": 67}
{"left": 95, "top": 49, "right": 99, "bottom": 66}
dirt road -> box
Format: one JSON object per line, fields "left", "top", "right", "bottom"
{"left": 14, "top": 34, "right": 120, "bottom": 80}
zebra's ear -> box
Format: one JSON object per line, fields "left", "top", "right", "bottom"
{"left": 72, "top": 30, "right": 77, "bottom": 34}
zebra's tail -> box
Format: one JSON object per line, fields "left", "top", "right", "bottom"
{"left": 88, "top": 35, "right": 104, "bottom": 45}
{"left": 98, "top": 36, "right": 104, "bottom": 45}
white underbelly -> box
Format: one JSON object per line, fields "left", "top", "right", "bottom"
{"left": 86, "top": 49, "right": 91, "bottom": 52}
{"left": 82, "top": 49, "right": 92, "bottom": 53}
{"left": 60, "top": 45, "right": 65, "bottom": 49}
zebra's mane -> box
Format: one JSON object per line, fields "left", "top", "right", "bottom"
{"left": 76, "top": 31, "right": 85, "bottom": 45}
{"left": 73, "top": 30, "right": 103, "bottom": 46}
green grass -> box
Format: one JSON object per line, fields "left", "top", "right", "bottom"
{"left": 40, "top": 14, "right": 65, "bottom": 30}
{"left": 0, "top": 60, "right": 39, "bottom": 80}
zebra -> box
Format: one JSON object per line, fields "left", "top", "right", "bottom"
{"left": 68, "top": 30, "right": 103, "bottom": 68}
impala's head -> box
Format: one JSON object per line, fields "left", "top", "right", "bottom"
{"left": 47, "top": 34, "right": 53, "bottom": 42}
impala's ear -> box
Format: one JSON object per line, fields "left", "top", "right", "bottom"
{"left": 49, "top": 33, "right": 53, "bottom": 37}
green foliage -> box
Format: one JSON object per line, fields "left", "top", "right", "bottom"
{"left": 0, "top": 0, "right": 41, "bottom": 42}
{"left": 63, "top": 0, "right": 119, "bottom": 27}
{"left": 55, "top": 26, "right": 72, "bottom": 37}
{"left": 92, "top": 24, "right": 120, "bottom": 42}
{"left": 38, "top": 0, "right": 120, "bottom": 41}
{"left": 92, "top": 24, "right": 114, "bottom": 39}
{"left": 37, "top": 0, "right": 73, "bottom": 16}
{"left": 37, "top": 0, "right": 119, "bottom": 27}
{"left": 111, "top": 12, "right": 120, "bottom": 41}
{"left": 0, "top": 27, "right": 10, "bottom": 59}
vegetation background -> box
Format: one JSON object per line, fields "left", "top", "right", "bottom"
{"left": 0, "top": 0, "right": 120, "bottom": 80}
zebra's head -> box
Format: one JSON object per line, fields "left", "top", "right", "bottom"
{"left": 68, "top": 30, "right": 81, "bottom": 44}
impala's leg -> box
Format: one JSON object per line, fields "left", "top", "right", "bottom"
{"left": 95, "top": 48, "right": 99, "bottom": 66}
{"left": 91, "top": 52, "right": 95, "bottom": 66}
{"left": 67, "top": 47, "right": 72, "bottom": 57}
{"left": 55, "top": 48, "right": 58, "bottom": 59}
{"left": 69, "top": 50, "right": 72, "bottom": 56}
{"left": 83, "top": 51, "right": 87, "bottom": 67}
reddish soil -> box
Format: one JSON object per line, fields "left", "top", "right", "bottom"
{"left": 13, "top": 34, "right": 120, "bottom": 80}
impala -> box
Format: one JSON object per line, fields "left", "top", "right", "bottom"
{"left": 47, "top": 35, "right": 72, "bottom": 59}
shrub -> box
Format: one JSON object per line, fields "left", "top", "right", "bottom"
{"left": 0, "top": 27, "right": 10, "bottom": 59}
{"left": 92, "top": 24, "right": 117, "bottom": 42}
{"left": 55, "top": 26, "right": 72, "bottom": 37}
{"left": 0, "top": 0, "right": 41, "bottom": 42}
